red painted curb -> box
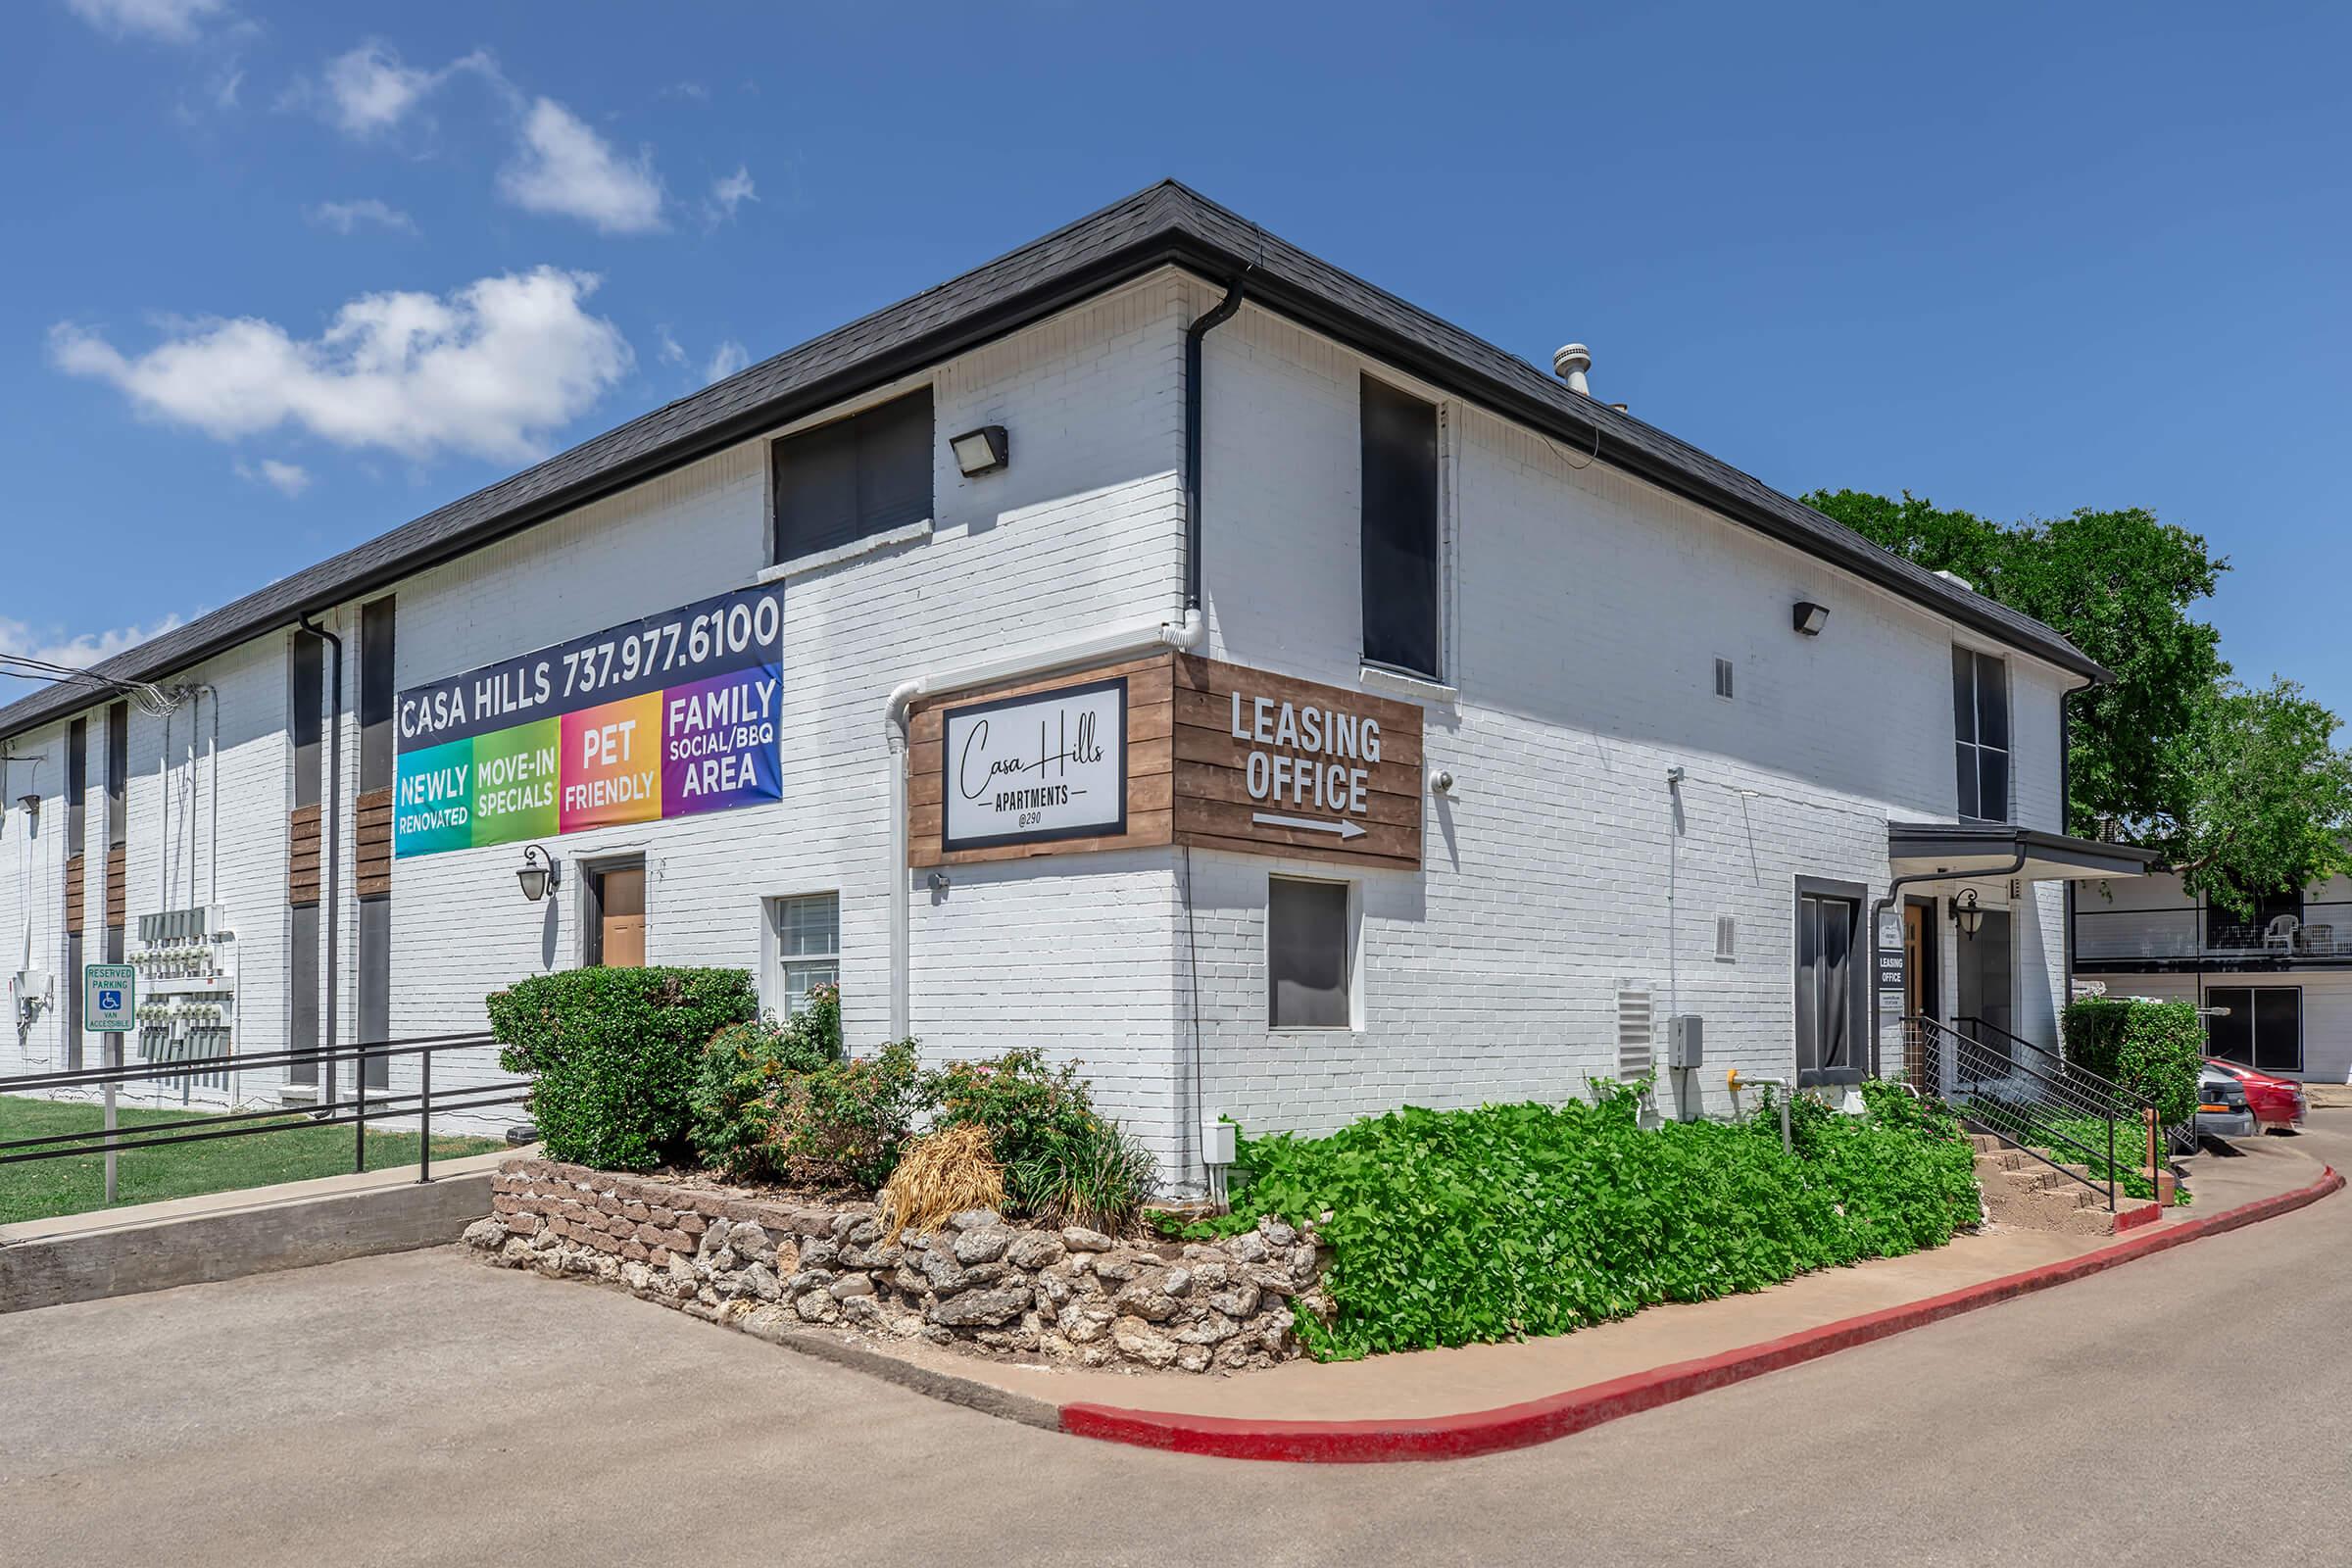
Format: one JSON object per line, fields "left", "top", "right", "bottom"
{"left": 2111, "top": 1201, "right": 2163, "bottom": 1234}
{"left": 1060, "top": 1164, "right": 2343, "bottom": 1463}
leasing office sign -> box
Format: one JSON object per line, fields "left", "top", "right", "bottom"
{"left": 906, "top": 654, "right": 1422, "bottom": 870}
{"left": 393, "top": 588, "right": 783, "bottom": 858}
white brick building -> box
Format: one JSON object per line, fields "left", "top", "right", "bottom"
{"left": 0, "top": 183, "right": 2154, "bottom": 1183}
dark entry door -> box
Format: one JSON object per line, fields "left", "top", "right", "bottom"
{"left": 1955, "top": 906, "right": 2014, "bottom": 1066}
{"left": 1796, "top": 891, "right": 1860, "bottom": 1085}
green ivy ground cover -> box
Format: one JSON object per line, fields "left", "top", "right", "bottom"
{"left": 1181, "top": 1081, "right": 1980, "bottom": 1361}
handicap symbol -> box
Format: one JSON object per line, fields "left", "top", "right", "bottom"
{"left": 98, "top": 989, "right": 122, "bottom": 1011}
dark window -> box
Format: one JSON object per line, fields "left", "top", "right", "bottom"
{"left": 1268, "top": 877, "right": 1351, "bottom": 1029}
{"left": 2206, "top": 987, "right": 2302, "bottom": 1075}
{"left": 1952, "top": 648, "right": 2010, "bottom": 822}
{"left": 359, "top": 596, "right": 397, "bottom": 791}
{"left": 66, "top": 717, "right": 86, "bottom": 858}
{"left": 1359, "top": 375, "right": 1440, "bottom": 679}
{"left": 771, "top": 387, "right": 934, "bottom": 564}
{"left": 104, "top": 702, "right": 127, "bottom": 849}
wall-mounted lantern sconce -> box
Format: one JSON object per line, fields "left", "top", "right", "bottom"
{"left": 1951, "top": 886, "right": 1984, "bottom": 940}
{"left": 950, "top": 424, "right": 1009, "bottom": 477}
{"left": 516, "top": 844, "right": 562, "bottom": 904}
{"left": 1791, "top": 600, "right": 1831, "bottom": 637}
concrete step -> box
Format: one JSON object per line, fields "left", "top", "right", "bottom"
{"left": 1966, "top": 1133, "right": 2007, "bottom": 1154}
{"left": 1978, "top": 1175, "right": 2122, "bottom": 1236}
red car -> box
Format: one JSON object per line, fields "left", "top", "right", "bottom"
{"left": 2204, "top": 1059, "right": 2307, "bottom": 1132}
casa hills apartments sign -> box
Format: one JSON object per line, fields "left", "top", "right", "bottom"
{"left": 908, "top": 654, "right": 1422, "bottom": 870}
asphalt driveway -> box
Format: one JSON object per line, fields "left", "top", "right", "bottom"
{"left": 5, "top": 1119, "right": 2349, "bottom": 1567}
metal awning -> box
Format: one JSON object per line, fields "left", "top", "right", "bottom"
{"left": 1886, "top": 822, "right": 2162, "bottom": 884}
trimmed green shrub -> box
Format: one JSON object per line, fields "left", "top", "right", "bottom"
{"left": 2064, "top": 997, "right": 2203, "bottom": 1126}
{"left": 1171, "top": 1079, "right": 1979, "bottom": 1362}
{"left": 2059, "top": 998, "right": 2132, "bottom": 1078}
{"left": 769, "top": 1039, "right": 924, "bottom": 1189}
{"left": 488, "top": 967, "right": 758, "bottom": 1172}
{"left": 924, "top": 1048, "right": 1157, "bottom": 1230}
{"left": 688, "top": 986, "right": 843, "bottom": 1179}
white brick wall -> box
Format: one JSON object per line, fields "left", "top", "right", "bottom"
{"left": 1182, "top": 288, "right": 2081, "bottom": 1142}
{"left": 2, "top": 263, "right": 2088, "bottom": 1183}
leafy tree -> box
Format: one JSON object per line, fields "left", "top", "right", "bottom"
{"left": 1807, "top": 490, "right": 2352, "bottom": 906}
{"left": 2161, "top": 679, "right": 2352, "bottom": 915}
{"left": 1805, "top": 491, "right": 2225, "bottom": 835}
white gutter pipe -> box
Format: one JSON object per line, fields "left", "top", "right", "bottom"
{"left": 884, "top": 607, "right": 1204, "bottom": 1039}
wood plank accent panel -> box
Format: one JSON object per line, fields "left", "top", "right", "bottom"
{"left": 904, "top": 653, "right": 1429, "bottom": 873}
{"left": 104, "top": 845, "right": 126, "bottom": 928}
{"left": 288, "top": 803, "right": 322, "bottom": 906}
{"left": 1170, "top": 656, "right": 1424, "bottom": 870}
{"left": 906, "top": 655, "right": 1176, "bottom": 869}
{"left": 355, "top": 787, "right": 395, "bottom": 899}
{"left": 64, "top": 853, "right": 85, "bottom": 930}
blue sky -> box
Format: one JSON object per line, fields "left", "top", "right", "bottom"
{"left": 7, "top": 2, "right": 2346, "bottom": 713}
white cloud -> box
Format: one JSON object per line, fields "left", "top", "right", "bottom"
{"left": 51, "top": 267, "right": 633, "bottom": 465}
{"left": 305, "top": 198, "right": 418, "bottom": 236}
{"left": 0, "top": 612, "right": 187, "bottom": 671}
{"left": 66, "top": 0, "right": 224, "bottom": 43}
{"left": 302, "top": 40, "right": 492, "bottom": 139}
{"left": 707, "top": 165, "right": 757, "bottom": 224}
{"left": 497, "top": 97, "right": 666, "bottom": 233}
{"left": 704, "top": 340, "right": 749, "bottom": 384}
{"left": 234, "top": 458, "right": 311, "bottom": 497}
{"left": 656, "top": 325, "right": 687, "bottom": 368}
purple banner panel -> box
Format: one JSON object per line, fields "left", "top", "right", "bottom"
{"left": 661, "top": 663, "right": 782, "bottom": 816}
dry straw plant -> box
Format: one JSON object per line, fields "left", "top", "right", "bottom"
{"left": 877, "top": 1122, "right": 1007, "bottom": 1241}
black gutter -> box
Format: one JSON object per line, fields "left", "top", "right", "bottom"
{"left": 296, "top": 615, "right": 343, "bottom": 1111}
{"left": 1182, "top": 275, "right": 1248, "bottom": 611}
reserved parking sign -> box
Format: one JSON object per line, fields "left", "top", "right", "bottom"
{"left": 84, "top": 963, "right": 135, "bottom": 1033}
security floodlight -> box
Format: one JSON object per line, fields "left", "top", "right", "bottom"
{"left": 516, "top": 845, "right": 561, "bottom": 904}
{"left": 950, "top": 424, "right": 1009, "bottom": 477}
{"left": 1792, "top": 601, "right": 1831, "bottom": 636}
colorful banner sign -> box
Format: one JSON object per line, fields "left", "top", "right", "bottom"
{"left": 394, "top": 588, "right": 782, "bottom": 858}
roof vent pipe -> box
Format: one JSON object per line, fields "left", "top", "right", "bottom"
{"left": 1552, "top": 342, "right": 1592, "bottom": 397}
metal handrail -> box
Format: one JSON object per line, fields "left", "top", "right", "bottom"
{"left": 0, "top": 1032, "right": 526, "bottom": 1187}
{"left": 1910, "top": 1014, "right": 2123, "bottom": 1211}
{"left": 1954, "top": 1014, "right": 2158, "bottom": 1120}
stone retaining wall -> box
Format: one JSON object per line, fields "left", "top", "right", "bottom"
{"left": 466, "top": 1158, "right": 1327, "bottom": 1373}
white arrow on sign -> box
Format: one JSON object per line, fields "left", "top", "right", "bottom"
{"left": 1250, "top": 810, "right": 1366, "bottom": 841}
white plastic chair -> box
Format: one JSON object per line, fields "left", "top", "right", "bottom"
{"left": 2264, "top": 913, "right": 2301, "bottom": 955}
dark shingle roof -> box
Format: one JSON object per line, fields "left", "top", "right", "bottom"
{"left": 0, "top": 180, "right": 2099, "bottom": 742}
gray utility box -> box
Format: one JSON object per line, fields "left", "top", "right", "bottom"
{"left": 1666, "top": 1014, "right": 1704, "bottom": 1070}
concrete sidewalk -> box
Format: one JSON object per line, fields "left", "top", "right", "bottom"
{"left": 860, "top": 1129, "right": 2334, "bottom": 1426}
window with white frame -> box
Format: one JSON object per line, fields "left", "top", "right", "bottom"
{"left": 768, "top": 893, "right": 840, "bottom": 1012}
{"left": 1268, "top": 876, "right": 1352, "bottom": 1030}
{"left": 1952, "top": 647, "right": 2011, "bottom": 822}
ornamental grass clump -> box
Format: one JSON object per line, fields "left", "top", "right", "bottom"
{"left": 877, "top": 1122, "right": 1006, "bottom": 1241}
{"left": 1186, "top": 1078, "right": 1979, "bottom": 1362}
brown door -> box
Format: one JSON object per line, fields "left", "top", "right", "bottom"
{"left": 591, "top": 864, "right": 646, "bottom": 968}
{"left": 1901, "top": 900, "right": 1937, "bottom": 1082}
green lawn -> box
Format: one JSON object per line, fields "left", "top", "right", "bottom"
{"left": 0, "top": 1094, "right": 507, "bottom": 1226}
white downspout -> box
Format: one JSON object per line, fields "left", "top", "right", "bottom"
{"left": 884, "top": 607, "right": 1205, "bottom": 1040}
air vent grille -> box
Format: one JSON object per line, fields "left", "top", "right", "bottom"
{"left": 1716, "top": 915, "right": 1737, "bottom": 961}
{"left": 1714, "top": 658, "right": 1735, "bottom": 699}
{"left": 1616, "top": 986, "right": 1654, "bottom": 1080}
